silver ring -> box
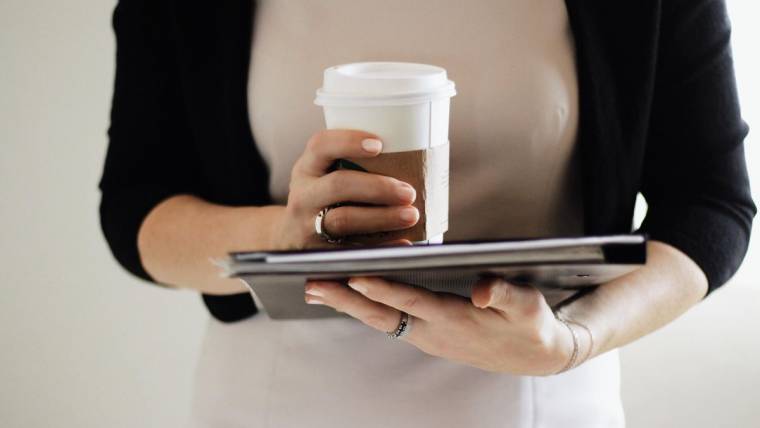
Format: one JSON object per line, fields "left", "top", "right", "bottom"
{"left": 386, "top": 311, "right": 413, "bottom": 339}
{"left": 315, "top": 206, "right": 342, "bottom": 244}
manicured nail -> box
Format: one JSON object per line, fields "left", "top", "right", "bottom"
{"left": 399, "top": 207, "right": 419, "bottom": 223}
{"left": 306, "top": 296, "right": 325, "bottom": 305}
{"left": 305, "top": 287, "right": 324, "bottom": 297}
{"left": 397, "top": 184, "right": 416, "bottom": 202}
{"left": 361, "top": 138, "right": 382, "bottom": 153}
{"left": 347, "top": 279, "right": 367, "bottom": 294}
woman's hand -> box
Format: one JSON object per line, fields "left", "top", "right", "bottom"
{"left": 303, "top": 276, "right": 577, "bottom": 376}
{"left": 270, "top": 129, "right": 420, "bottom": 250}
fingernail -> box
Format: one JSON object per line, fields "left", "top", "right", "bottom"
{"left": 361, "top": 138, "right": 382, "bottom": 153}
{"left": 305, "top": 286, "right": 324, "bottom": 297}
{"left": 486, "top": 282, "right": 504, "bottom": 307}
{"left": 306, "top": 296, "right": 325, "bottom": 305}
{"left": 397, "top": 184, "right": 416, "bottom": 202}
{"left": 485, "top": 294, "right": 495, "bottom": 308}
{"left": 399, "top": 207, "right": 419, "bottom": 223}
{"left": 347, "top": 279, "right": 367, "bottom": 294}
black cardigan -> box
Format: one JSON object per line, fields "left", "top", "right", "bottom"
{"left": 99, "top": 0, "right": 756, "bottom": 322}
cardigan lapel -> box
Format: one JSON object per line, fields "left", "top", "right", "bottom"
{"left": 564, "top": 0, "right": 660, "bottom": 234}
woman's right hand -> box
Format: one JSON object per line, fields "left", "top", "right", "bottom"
{"left": 270, "top": 129, "right": 420, "bottom": 250}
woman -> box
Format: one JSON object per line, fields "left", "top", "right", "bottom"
{"left": 99, "top": 0, "right": 755, "bottom": 426}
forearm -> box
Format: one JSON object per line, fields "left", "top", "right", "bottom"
{"left": 557, "top": 240, "right": 709, "bottom": 360}
{"left": 137, "top": 194, "right": 285, "bottom": 295}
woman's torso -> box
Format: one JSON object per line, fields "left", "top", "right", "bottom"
{"left": 247, "top": 0, "right": 585, "bottom": 239}
{"left": 191, "top": 1, "right": 624, "bottom": 427}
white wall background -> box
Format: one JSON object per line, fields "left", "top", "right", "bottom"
{"left": 0, "top": 1, "right": 757, "bottom": 427}
{"left": 726, "top": 1, "right": 760, "bottom": 286}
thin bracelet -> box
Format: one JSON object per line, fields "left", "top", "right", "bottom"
{"left": 565, "top": 319, "right": 594, "bottom": 366}
{"left": 555, "top": 316, "right": 579, "bottom": 374}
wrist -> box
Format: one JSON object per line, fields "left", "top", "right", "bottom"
{"left": 271, "top": 205, "right": 290, "bottom": 250}
{"left": 233, "top": 204, "right": 287, "bottom": 251}
{"left": 552, "top": 316, "right": 579, "bottom": 375}
{"left": 552, "top": 313, "right": 594, "bottom": 375}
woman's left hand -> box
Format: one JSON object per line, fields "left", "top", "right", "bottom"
{"left": 304, "top": 276, "right": 574, "bottom": 376}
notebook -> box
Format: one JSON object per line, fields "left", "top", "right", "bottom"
{"left": 221, "top": 234, "right": 646, "bottom": 319}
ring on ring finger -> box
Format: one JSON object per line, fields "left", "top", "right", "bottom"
{"left": 315, "top": 205, "right": 343, "bottom": 244}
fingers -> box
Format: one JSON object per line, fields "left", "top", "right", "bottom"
{"left": 283, "top": 130, "right": 420, "bottom": 249}
{"left": 295, "top": 129, "right": 384, "bottom": 177}
{"left": 346, "top": 276, "right": 446, "bottom": 321}
{"left": 471, "top": 277, "right": 546, "bottom": 321}
{"left": 377, "top": 239, "right": 414, "bottom": 247}
{"left": 321, "top": 205, "right": 419, "bottom": 237}
{"left": 306, "top": 169, "right": 416, "bottom": 208}
{"left": 304, "top": 280, "right": 422, "bottom": 339}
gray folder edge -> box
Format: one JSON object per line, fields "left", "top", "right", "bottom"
{"left": 221, "top": 235, "right": 646, "bottom": 320}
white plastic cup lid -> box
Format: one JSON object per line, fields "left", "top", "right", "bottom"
{"left": 314, "top": 62, "right": 456, "bottom": 107}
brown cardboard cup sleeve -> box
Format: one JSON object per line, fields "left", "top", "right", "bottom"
{"left": 334, "top": 142, "right": 449, "bottom": 244}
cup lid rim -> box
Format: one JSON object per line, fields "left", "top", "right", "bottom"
{"left": 314, "top": 81, "right": 456, "bottom": 107}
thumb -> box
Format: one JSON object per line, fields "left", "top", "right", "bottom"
{"left": 471, "top": 277, "right": 508, "bottom": 309}
{"left": 471, "top": 277, "right": 542, "bottom": 316}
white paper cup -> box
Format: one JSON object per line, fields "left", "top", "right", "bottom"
{"left": 314, "top": 62, "right": 456, "bottom": 244}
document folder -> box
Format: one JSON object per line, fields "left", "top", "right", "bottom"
{"left": 222, "top": 235, "right": 646, "bottom": 319}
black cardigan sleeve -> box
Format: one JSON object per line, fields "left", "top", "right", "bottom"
{"left": 99, "top": 0, "right": 198, "bottom": 283}
{"left": 99, "top": 0, "right": 257, "bottom": 322}
{"left": 638, "top": 0, "right": 756, "bottom": 294}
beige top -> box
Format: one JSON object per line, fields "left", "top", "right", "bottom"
{"left": 248, "top": 0, "right": 584, "bottom": 241}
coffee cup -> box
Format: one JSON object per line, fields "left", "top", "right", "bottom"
{"left": 314, "top": 62, "right": 456, "bottom": 245}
